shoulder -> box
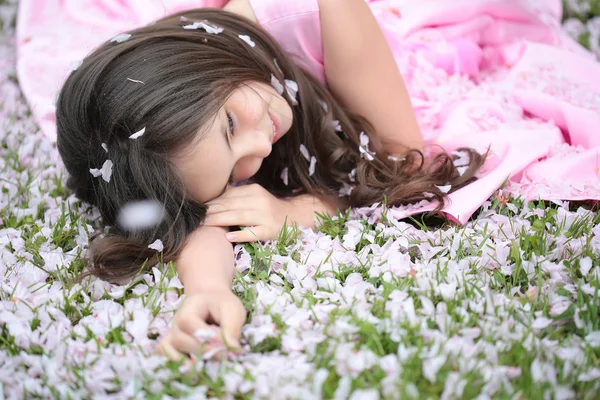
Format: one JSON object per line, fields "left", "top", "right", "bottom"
{"left": 223, "top": 0, "right": 258, "bottom": 22}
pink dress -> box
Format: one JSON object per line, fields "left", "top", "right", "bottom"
{"left": 16, "top": 0, "right": 600, "bottom": 224}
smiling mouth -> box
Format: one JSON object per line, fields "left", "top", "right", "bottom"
{"left": 269, "top": 112, "right": 280, "bottom": 143}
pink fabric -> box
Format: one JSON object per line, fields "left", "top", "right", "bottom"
{"left": 16, "top": 0, "right": 600, "bottom": 225}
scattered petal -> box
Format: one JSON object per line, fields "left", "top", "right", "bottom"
{"left": 436, "top": 184, "right": 452, "bottom": 193}
{"left": 129, "top": 127, "right": 146, "bottom": 139}
{"left": 299, "top": 144, "right": 310, "bottom": 161}
{"left": 110, "top": 33, "right": 132, "bottom": 43}
{"left": 89, "top": 159, "right": 114, "bottom": 182}
{"left": 126, "top": 78, "right": 145, "bottom": 84}
{"left": 284, "top": 79, "right": 298, "bottom": 105}
{"left": 148, "top": 239, "right": 164, "bottom": 252}
{"left": 117, "top": 200, "right": 165, "bottom": 231}
{"left": 238, "top": 34, "right": 255, "bottom": 47}
{"left": 281, "top": 167, "right": 289, "bottom": 186}
{"left": 271, "top": 74, "right": 284, "bottom": 95}
{"left": 309, "top": 156, "right": 317, "bottom": 176}
{"left": 70, "top": 60, "right": 82, "bottom": 71}
{"left": 101, "top": 143, "right": 108, "bottom": 153}
{"left": 183, "top": 20, "right": 224, "bottom": 34}
{"left": 388, "top": 155, "right": 406, "bottom": 162}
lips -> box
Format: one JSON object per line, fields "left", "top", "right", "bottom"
{"left": 269, "top": 112, "right": 281, "bottom": 143}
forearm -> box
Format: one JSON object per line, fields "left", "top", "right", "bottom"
{"left": 176, "top": 225, "right": 235, "bottom": 294}
{"left": 319, "top": 0, "right": 424, "bottom": 155}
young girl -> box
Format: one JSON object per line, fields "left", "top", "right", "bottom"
{"left": 55, "top": 0, "right": 484, "bottom": 360}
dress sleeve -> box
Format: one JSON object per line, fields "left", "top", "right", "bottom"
{"left": 248, "top": 0, "right": 326, "bottom": 85}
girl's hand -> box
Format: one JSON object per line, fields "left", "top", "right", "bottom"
{"left": 204, "top": 184, "right": 295, "bottom": 242}
{"left": 157, "top": 288, "right": 246, "bottom": 361}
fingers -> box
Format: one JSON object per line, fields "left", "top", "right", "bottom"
{"left": 212, "top": 297, "right": 247, "bottom": 349}
{"left": 205, "top": 196, "right": 251, "bottom": 215}
{"left": 224, "top": 227, "right": 267, "bottom": 243}
{"left": 157, "top": 338, "right": 186, "bottom": 362}
{"left": 204, "top": 209, "right": 257, "bottom": 227}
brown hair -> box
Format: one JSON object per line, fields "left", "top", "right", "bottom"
{"left": 56, "top": 8, "right": 485, "bottom": 282}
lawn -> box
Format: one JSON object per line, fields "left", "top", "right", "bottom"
{"left": 1, "top": 1, "right": 599, "bottom": 399}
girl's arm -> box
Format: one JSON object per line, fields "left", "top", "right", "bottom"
{"left": 318, "top": 0, "right": 424, "bottom": 155}
{"left": 176, "top": 226, "right": 235, "bottom": 294}
{"left": 158, "top": 226, "right": 246, "bottom": 360}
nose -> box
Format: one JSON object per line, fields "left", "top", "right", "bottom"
{"left": 243, "top": 127, "right": 272, "bottom": 159}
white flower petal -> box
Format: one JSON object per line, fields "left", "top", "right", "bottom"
{"left": 238, "top": 34, "right": 255, "bottom": 47}
{"left": 309, "top": 156, "right": 317, "bottom": 176}
{"left": 183, "top": 20, "right": 224, "bottom": 34}
{"left": 110, "top": 33, "right": 132, "bottom": 43}
{"left": 456, "top": 166, "right": 468, "bottom": 176}
{"left": 148, "top": 239, "right": 164, "bottom": 252}
{"left": 359, "top": 132, "right": 370, "bottom": 147}
{"left": 280, "top": 167, "right": 289, "bottom": 186}
{"left": 126, "top": 78, "right": 145, "bottom": 84}
{"left": 338, "top": 183, "right": 354, "bottom": 197}
{"left": 129, "top": 127, "right": 146, "bottom": 139}
{"left": 270, "top": 74, "right": 284, "bottom": 95}
{"left": 580, "top": 256, "right": 593, "bottom": 276}
{"left": 436, "top": 184, "right": 452, "bottom": 193}
{"left": 101, "top": 143, "right": 108, "bottom": 153}
{"left": 348, "top": 168, "right": 356, "bottom": 182}
{"left": 299, "top": 144, "right": 310, "bottom": 161}
{"left": 319, "top": 99, "right": 328, "bottom": 113}
{"left": 97, "top": 159, "right": 114, "bottom": 182}
{"left": 193, "top": 329, "right": 217, "bottom": 342}
{"left": 117, "top": 200, "right": 165, "bottom": 231}
{"left": 284, "top": 79, "right": 298, "bottom": 105}
{"left": 388, "top": 155, "right": 406, "bottom": 162}
{"left": 70, "top": 60, "right": 82, "bottom": 71}
{"left": 333, "top": 120, "right": 342, "bottom": 132}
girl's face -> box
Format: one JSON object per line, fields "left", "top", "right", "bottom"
{"left": 174, "top": 82, "right": 293, "bottom": 203}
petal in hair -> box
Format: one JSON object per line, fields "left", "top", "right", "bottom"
{"left": 388, "top": 155, "right": 406, "bottom": 162}
{"left": 284, "top": 79, "right": 298, "bottom": 105}
{"left": 148, "top": 239, "right": 164, "bottom": 252}
{"left": 183, "top": 20, "right": 224, "bottom": 34}
{"left": 110, "top": 33, "right": 131, "bottom": 43}
{"left": 89, "top": 159, "right": 113, "bottom": 182}
{"left": 127, "top": 78, "right": 145, "bottom": 84}
{"left": 238, "top": 34, "right": 256, "bottom": 47}
{"left": 359, "top": 132, "right": 375, "bottom": 161}
{"left": 117, "top": 200, "right": 165, "bottom": 231}
{"left": 281, "top": 167, "right": 289, "bottom": 186}
{"left": 348, "top": 168, "right": 356, "bottom": 182}
{"left": 319, "top": 99, "right": 328, "bottom": 113}
{"left": 332, "top": 120, "right": 342, "bottom": 132}
{"left": 338, "top": 182, "right": 354, "bottom": 197}
{"left": 129, "top": 127, "right": 146, "bottom": 139}
{"left": 299, "top": 144, "right": 311, "bottom": 161}
{"left": 453, "top": 150, "right": 470, "bottom": 166}
{"left": 436, "top": 184, "right": 452, "bottom": 193}
{"left": 359, "top": 132, "right": 370, "bottom": 147}
{"left": 456, "top": 166, "right": 468, "bottom": 176}
{"left": 271, "top": 74, "right": 284, "bottom": 95}
{"left": 309, "top": 156, "right": 317, "bottom": 176}
{"left": 101, "top": 143, "right": 108, "bottom": 153}
{"left": 70, "top": 60, "right": 82, "bottom": 71}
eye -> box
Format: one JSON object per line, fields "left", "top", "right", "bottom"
{"left": 226, "top": 112, "right": 235, "bottom": 136}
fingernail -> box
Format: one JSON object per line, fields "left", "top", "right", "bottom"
{"left": 225, "top": 233, "right": 236, "bottom": 241}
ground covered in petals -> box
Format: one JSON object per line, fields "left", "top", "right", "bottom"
{"left": 1, "top": 1, "right": 599, "bottom": 399}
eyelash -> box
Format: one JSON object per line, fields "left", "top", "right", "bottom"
{"left": 226, "top": 112, "right": 235, "bottom": 136}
